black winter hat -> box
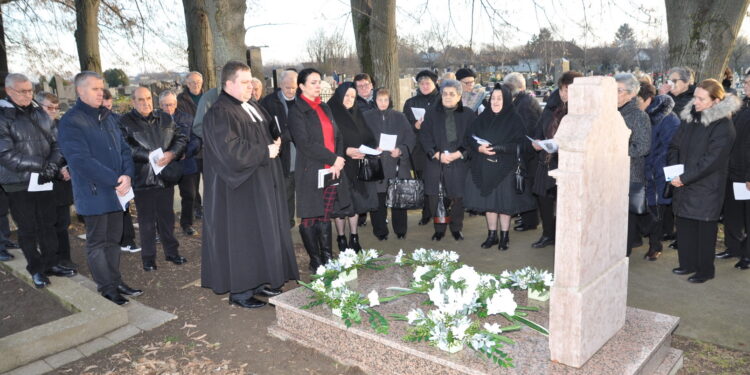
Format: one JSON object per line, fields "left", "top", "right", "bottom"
{"left": 455, "top": 68, "right": 476, "bottom": 81}
{"left": 415, "top": 70, "right": 438, "bottom": 85}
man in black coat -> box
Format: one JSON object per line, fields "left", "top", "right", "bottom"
{"left": 503, "top": 72, "right": 542, "bottom": 232}
{"left": 403, "top": 70, "right": 440, "bottom": 225}
{"left": 119, "top": 87, "right": 188, "bottom": 272}
{"left": 353, "top": 73, "right": 376, "bottom": 111}
{"left": 177, "top": 71, "right": 205, "bottom": 218}
{"left": 260, "top": 69, "right": 298, "bottom": 227}
{"left": 0, "top": 73, "right": 71, "bottom": 287}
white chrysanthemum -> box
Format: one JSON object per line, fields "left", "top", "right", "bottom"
{"left": 406, "top": 309, "right": 423, "bottom": 324}
{"left": 394, "top": 249, "right": 404, "bottom": 264}
{"left": 486, "top": 289, "right": 517, "bottom": 316}
{"left": 365, "top": 249, "right": 379, "bottom": 259}
{"left": 316, "top": 265, "right": 327, "bottom": 275}
{"left": 483, "top": 322, "right": 501, "bottom": 334}
{"left": 367, "top": 290, "right": 380, "bottom": 307}
{"left": 542, "top": 271, "right": 554, "bottom": 287}
{"left": 413, "top": 265, "right": 431, "bottom": 281}
{"left": 451, "top": 265, "right": 481, "bottom": 291}
{"left": 479, "top": 274, "right": 497, "bottom": 287}
{"left": 450, "top": 316, "right": 473, "bottom": 340}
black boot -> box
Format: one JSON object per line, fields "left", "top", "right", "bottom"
{"left": 498, "top": 231, "right": 509, "bottom": 251}
{"left": 336, "top": 235, "right": 348, "bottom": 253}
{"left": 480, "top": 230, "right": 498, "bottom": 248}
{"left": 318, "top": 221, "right": 334, "bottom": 265}
{"left": 349, "top": 233, "right": 362, "bottom": 253}
{"left": 299, "top": 225, "right": 322, "bottom": 272}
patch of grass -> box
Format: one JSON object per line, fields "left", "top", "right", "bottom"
{"left": 164, "top": 335, "right": 179, "bottom": 344}
{"left": 674, "top": 335, "right": 750, "bottom": 375}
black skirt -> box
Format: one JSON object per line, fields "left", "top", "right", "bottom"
{"left": 464, "top": 172, "right": 536, "bottom": 215}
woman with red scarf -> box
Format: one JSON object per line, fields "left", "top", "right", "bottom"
{"left": 288, "top": 68, "right": 351, "bottom": 272}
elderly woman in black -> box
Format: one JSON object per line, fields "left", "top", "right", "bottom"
{"left": 669, "top": 79, "right": 738, "bottom": 283}
{"left": 363, "top": 89, "right": 416, "bottom": 240}
{"left": 465, "top": 84, "right": 536, "bottom": 250}
{"left": 419, "top": 79, "right": 477, "bottom": 241}
{"left": 327, "top": 82, "right": 378, "bottom": 250}
{"left": 288, "top": 68, "right": 351, "bottom": 271}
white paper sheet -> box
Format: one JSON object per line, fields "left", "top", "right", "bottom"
{"left": 526, "top": 136, "right": 558, "bottom": 153}
{"left": 149, "top": 148, "right": 166, "bottom": 175}
{"left": 28, "top": 172, "right": 53, "bottom": 192}
{"left": 663, "top": 164, "right": 684, "bottom": 182}
{"left": 358, "top": 145, "right": 382, "bottom": 155}
{"left": 733, "top": 183, "right": 750, "bottom": 200}
{"left": 472, "top": 135, "right": 491, "bottom": 145}
{"left": 379, "top": 134, "right": 398, "bottom": 151}
{"left": 118, "top": 188, "right": 134, "bottom": 210}
{"left": 410, "top": 107, "right": 426, "bottom": 121}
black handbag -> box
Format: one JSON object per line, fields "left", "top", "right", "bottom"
{"left": 629, "top": 182, "right": 647, "bottom": 214}
{"left": 514, "top": 144, "right": 525, "bottom": 194}
{"left": 386, "top": 148, "right": 424, "bottom": 209}
{"left": 357, "top": 155, "right": 384, "bottom": 181}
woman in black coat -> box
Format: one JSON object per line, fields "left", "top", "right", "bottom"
{"left": 288, "top": 68, "right": 351, "bottom": 271}
{"left": 363, "top": 89, "right": 416, "bottom": 240}
{"left": 327, "top": 82, "right": 378, "bottom": 251}
{"left": 465, "top": 84, "right": 536, "bottom": 250}
{"left": 668, "top": 79, "right": 738, "bottom": 283}
{"left": 419, "top": 79, "right": 477, "bottom": 241}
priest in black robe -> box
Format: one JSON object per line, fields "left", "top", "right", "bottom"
{"left": 201, "top": 61, "right": 299, "bottom": 309}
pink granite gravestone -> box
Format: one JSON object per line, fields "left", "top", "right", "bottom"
{"left": 548, "top": 76, "right": 631, "bottom": 368}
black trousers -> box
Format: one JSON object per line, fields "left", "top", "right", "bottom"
{"left": 194, "top": 158, "right": 203, "bottom": 208}
{"left": 428, "top": 195, "right": 464, "bottom": 233}
{"left": 8, "top": 190, "right": 58, "bottom": 274}
{"left": 55, "top": 205, "right": 72, "bottom": 262}
{"left": 722, "top": 181, "right": 750, "bottom": 257}
{"left": 178, "top": 172, "right": 199, "bottom": 228}
{"left": 675, "top": 216, "right": 717, "bottom": 278}
{"left": 120, "top": 207, "right": 136, "bottom": 246}
{"left": 0, "top": 188, "right": 10, "bottom": 247}
{"left": 371, "top": 192, "right": 407, "bottom": 237}
{"left": 133, "top": 186, "right": 180, "bottom": 262}
{"left": 84, "top": 211, "right": 123, "bottom": 294}
{"left": 286, "top": 172, "right": 296, "bottom": 227}
{"left": 662, "top": 204, "right": 675, "bottom": 237}
{"left": 537, "top": 195, "right": 556, "bottom": 238}
{"left": 520, "top": 172, "right": 539, "bottom": 228}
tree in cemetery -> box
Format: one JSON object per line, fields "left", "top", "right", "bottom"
{"left": 350, "top": 0, "right": 400, "bottom": 107}
{"left": 103, "top": 67, "right": 129, "bottom": 87}
{"left": 204, "top": 0, "right": 246, "bottom": 84}
{"left": 181, "top": 0, "right": 216, "bottom": 90}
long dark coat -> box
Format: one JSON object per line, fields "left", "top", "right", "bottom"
{"left": 418, "top": 100, "right": 476, "bottom": 197}
{"left": 403, "top": 88, "right": 440, "bottom": 173}
{"left": 668, "top": 96, "right": 739, "bottom": 222}
{"left": 287, "top": 94, "right": 352, "bottom": 218}
{"left": 201, "top": 92, "right": 298, "bottom": 294}
{"left": 363, "top": 108, "right": 416, "bottom": 193}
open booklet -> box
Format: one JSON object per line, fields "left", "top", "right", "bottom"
{"left": 526, "top": 136, "right": 558, "bottom": 153}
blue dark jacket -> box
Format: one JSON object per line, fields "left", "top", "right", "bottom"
{"left": 173, "top": 110, "right": 201, "bottom": 175}
{"left": 57, "top": 99, "right": 134, "bottom": 215}
{"left": 645, "top": 95, "right": 681, "bottom": 206}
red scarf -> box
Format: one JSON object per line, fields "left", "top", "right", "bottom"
{"left": 301, "top": 94, "right": 335, "bottom": 167}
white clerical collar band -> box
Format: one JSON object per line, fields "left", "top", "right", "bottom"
{"left": 241, "top": 102, "right": 262, "bottom": 122}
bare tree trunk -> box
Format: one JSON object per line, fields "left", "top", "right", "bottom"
{"left": 205, "top": 0, "right": 246, "bottom": 85}
{"left": 666, "top": 0, "right": 750, "bottom": 81}
{"left": 350, "top": 0, "right": 400, "bottom": 109}
{"left": 74, "top": 0, "right": 102, "bottom": 73}
{"left": 0, "top": 6, "right": 9, "bottom": 95}
{"left": 182, "top": 0, "right": 216, "bottom": 90}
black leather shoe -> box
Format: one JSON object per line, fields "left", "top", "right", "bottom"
{"left": 229, "top": 296, "right": 266, "bottom": 309}
{"left": 117, "top": 283, "right": 143, "bottom": 297}
{"left": 687, "top": 275, "right": 713, "bottom": 283}
{"left": 735, "top": 258, "right": 750, "bottom": 270}
{"left": 182, "top": 226, "right": 197, "bottom": 236}
{"left": 349, "top": 234, "right": 362, "bottom": 253}
{"left": 336, "top": 235, "right": 348, "bottom": 253}
{"left": 0, "top": 249, "right": 13, "bottom": 261}
{"left": 4, "top": 241, "right": 18, "bottom": 249}
{"left": 376, "top": 234, "right": 388, "bottom": 241}
{"left": 480, "top": 230, "right": 498, "bottom": 248}
{"left": 431, "top": 232, "right": 445, "bottom": 241}
{"left": 32, "top": 272, "right": 50, "bottom": 288}
{"left": 102, "top": 291, "right": 129, "bottom": 305}
{"left": 396, "top": 234, "right": 406, "bottom": 239}
{"left": 143, "top": 260, "right": 157, "bottom": 271}
{"left": 451, "top": 231, "right": 464, "bottom": 241}
{"left": 513, "top": 223, "right": 537, "bottom": 232}
{"left": 45, "top": 265, "right": 77, "bottom": 277}
{"left": 668, "top": 240, "right": 678, "bottom": 249}
{"left": 257, "top": 286, "right": 283, "bottom": 297}
{"left": 418, "top": 217, "right": 430, "bottom": 226}
{"left": 715, "top": 251, "right": 738, "bottom": 259}
{"left": 531, "top": 236, "right": 555, "bottom": 248}
{"left": 165, "top": 255, "right": 188, "bottom": 265}
{"left": 58, "top": 259, "right": 78, "bottom": 270}
{"left": 514, "top": 217, "right": 523, "bottom": 225}
{"left": 672, "top": 267, "right": 695, "bottom": 275}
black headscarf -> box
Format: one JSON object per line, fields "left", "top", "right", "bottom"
{"left": 327, "top": 82, "right": 376, "bottom": 185}
{"left": 470, "top": 83, "right": 525, "bottom": 196}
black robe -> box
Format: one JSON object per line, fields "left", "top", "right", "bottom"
{"left": 201, "top": 92, "right": 299, "bottom": 294}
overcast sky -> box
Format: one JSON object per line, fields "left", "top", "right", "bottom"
{"left": 6, "top": 0, "right": 750, "bottom": 76}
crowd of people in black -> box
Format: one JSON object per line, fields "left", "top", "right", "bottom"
{"left": 0, "top": 63, "right": 748, "bottom": 309}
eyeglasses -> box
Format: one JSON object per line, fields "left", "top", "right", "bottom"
{"left": 356, "top": 82, "right": 372, "bottom": 89}
{"left": 9, "top": 87, "right": 33, "bottom": 96}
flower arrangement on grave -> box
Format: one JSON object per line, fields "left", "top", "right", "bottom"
{"left": 297, "top": 248, "right": 554, "bottom": 368}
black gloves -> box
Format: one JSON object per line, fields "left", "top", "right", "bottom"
{"left": 37, "top": 162, "right": 59, "bottom": 184}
